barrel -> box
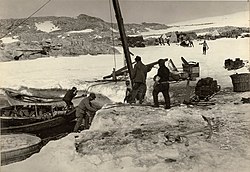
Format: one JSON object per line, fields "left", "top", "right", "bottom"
{"left": 230, "top": 73, "right": 250, "bottom": 92}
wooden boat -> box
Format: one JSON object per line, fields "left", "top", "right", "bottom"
{"left": 3, "top": 88, "right": 85, "bottom": 106}
{"left": 0, "top": 104, "right": 76, "bottom": 134}
{"left": 1, "top": 134, "right": 42, "bottom": 165}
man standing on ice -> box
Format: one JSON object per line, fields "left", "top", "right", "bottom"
{"left": 73, "top": 93, "right": 97, "bottom": 132}
{"left": 124, "top": 80, "right": 132, "bottom": 103}
{"left": 129, "top": 56, "right": 148, "bottom": 104}
{"left": 200, "top": 40, "right": 209, "bottom": 55}
{"left": 152, "top": 59, "right": 171, "bottom": 109}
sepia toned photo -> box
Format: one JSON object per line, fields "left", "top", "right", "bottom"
{"left": 0, "top": 0, "right": 249, "bottom": 171}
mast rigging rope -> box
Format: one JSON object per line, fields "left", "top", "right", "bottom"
{"left": 109, "top": 0, "right": 117, "bottom": 70}
{"left": 0, "top": 0, "right": 51, "bottom": 40}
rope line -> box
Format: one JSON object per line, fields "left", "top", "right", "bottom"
{"left": 86, "top": 81, "right": 113, "bottom": 92}
{"left": 0, "top": 0, "right": 51, "bottom": 40}
{"left": 109, "top": 0, "right": 117, "bottom": 70}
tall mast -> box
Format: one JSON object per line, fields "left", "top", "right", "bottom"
{"left": 112, "top": 0, "right": 133, "bottom": 85}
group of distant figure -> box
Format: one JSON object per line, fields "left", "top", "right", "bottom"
{"left": 158, "top": 35, "right": 170, "bottom": 46}
{"left": 158, "top": 35, "right": 209, "bottom": 55}
{"left": 180, "top": 40, "right": 194, "bottom": 47}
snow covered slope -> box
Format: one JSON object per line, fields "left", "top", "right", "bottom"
{"left": 140, "top": 11, "right": 249, "bottom": 36}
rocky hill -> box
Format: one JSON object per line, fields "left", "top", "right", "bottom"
{"left": 0, "top": 14, "right": 171, "bottom": 61}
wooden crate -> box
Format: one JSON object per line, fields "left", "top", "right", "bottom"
{"left": 182, "top": 63, "right": 200, "bottom": 78}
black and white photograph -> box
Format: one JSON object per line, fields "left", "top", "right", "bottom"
{"left": 0, "top": 0, "right": 249, "bottom": 171}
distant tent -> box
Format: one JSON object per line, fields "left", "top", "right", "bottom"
{"left": 169, "top": 32, "right": 178, "bottom": 43}
{"left": 161, "top": 34, "right": 167, "bottom": 40}
{"left": 211, "top": 30, "right": 220, "bottom": 37}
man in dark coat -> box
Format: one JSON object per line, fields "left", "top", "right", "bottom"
{"left": 152, "top": 59, "right": 171, "bottom": 109}
{"left": 73, "top": 93, "right": 97, "bottom": 132}
{"left": 199, "top": 40, "right": 209, "bottom": 55}
{"left": 63, "top": 87, "right": 77, "bottom": 109}
{"left": 129, "top": 56, "right": 148, "bottom": 104}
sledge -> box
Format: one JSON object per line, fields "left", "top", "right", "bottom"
{"left": 103, "top": 62, "right": 136, "bottom": 79}
{"left": 0, "top": 104, "right": 76, "bottom": 134}
{"left": 103, "top": 58, "right": 168, "bottom": 79}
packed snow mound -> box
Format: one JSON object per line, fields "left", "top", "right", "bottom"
{"left": 3, "top": 91, "right": 250, "bottom": 172}
{"left": 91, "top": 105, "right": 207, "bottom": 131}
{"left": 35, "top": 21, "right": 61, "bottom": 33}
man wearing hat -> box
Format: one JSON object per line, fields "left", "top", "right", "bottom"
{"left": 129, "top": 56, "right": 148, "bottom": 104}
{"left": 152, "top": 59, "right": 171, "bottom": 109}
{"left": 73, "top": 93, "right": 97, "bottom": 132}
{"left": 63, "top": 87, "right": 78, "bottom": 109}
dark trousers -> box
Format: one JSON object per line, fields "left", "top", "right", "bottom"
{"left": 64, "top": 100, "right": 73, "bottom": 109}
{"left": 153, "top": 83, "right": 170, "bottom": 109}
{"left": 73, "top": 108, "right": 86, "bottom": 132}
{"left": 203, "top": 47, "right": 206, "bottom": 55}
{"left": 74, "top": 108, "right": 95, "bottom": 132}
{"left": 129, "top": 82, "right": 146, "bottom": 104}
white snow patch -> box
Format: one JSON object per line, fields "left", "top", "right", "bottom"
{"left": 94, "top": 35, "right": 102, "bottom": 39}
{"left": 138, "top": 11, "right": 249, "bottom": 37}
{"left": 67, "top": 29, "right": 93, "bottom": 34}
{"left": 110, "top": 28, "right": 118, "bottom": 33}
{"left": 0, "top": 37, "right": 19, "bottom": 44}
{"left": 241, "top": 33, "right": 250, "bottom": 36}
{"left": 197, "top": 32, "right": 210, "bottom": 36}
{"left": 35, "top": 21, "right": 61, "bottom": 33}
{"left": 170, "top": 11, "right": 249, "bottom": 28}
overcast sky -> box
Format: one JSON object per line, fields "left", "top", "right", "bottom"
{"left": 0, "top": 0, "right": 248, "bottom": 24}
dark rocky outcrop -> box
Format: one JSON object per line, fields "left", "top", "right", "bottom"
{"left": 0, "top": 14, "right": 171, "bottom": 61}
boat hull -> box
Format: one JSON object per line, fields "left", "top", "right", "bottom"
{"left": 1, "top": 105, "right": 76, "bottom": 135}
{"left": 4, "top": 88, "right": 84, "bottom": 106}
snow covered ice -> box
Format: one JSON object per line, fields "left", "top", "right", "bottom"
{"left": 0, "top": 37, "right": 249, "bottom": 102}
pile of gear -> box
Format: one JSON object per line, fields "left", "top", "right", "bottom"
{"left": 224, "top": 58, "right": 244, "bottom": 70}
{"left": 194, "top": 77, "right": 221, "bottom": 101}
{"left": 241, "top": 97, "right": 250, "bottom": 104}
